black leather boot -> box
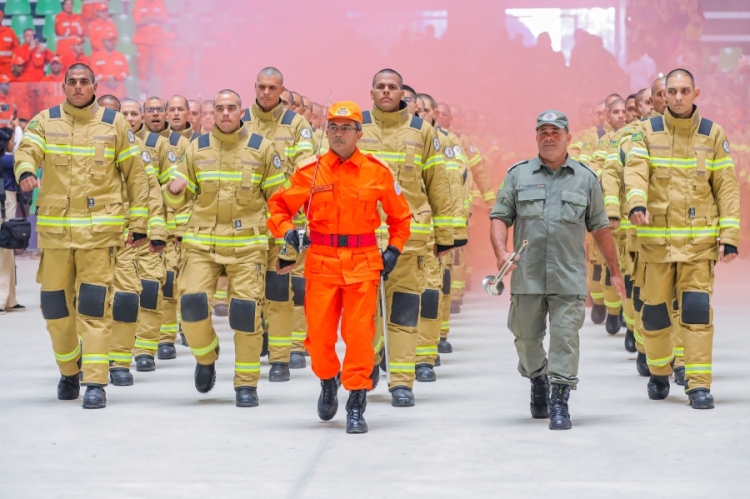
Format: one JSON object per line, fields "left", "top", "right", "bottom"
{"left": 260, "top": 332, "right": 269, "bottom": 357}
{"left": 317, "top": 376, "right": 339, "bottom": 421}
{"left": 605, "top": 313, "right": 621, "bottom": 335}
{"left": 434, "top": 355, "right": 441, "bottom": 367}
{"left": 647, "top": 375, "right": 670, "bottom": 400}
{"left": 636, "top": 352, "right": 650, "bottom": 376}
{"left": 379, "top": 353, "right": 387, "bottom": 373}
{"left": 438, "top": 337, "right": 453, "bottom": 353}
{"left": 346, "top": 389, "right": 368, "bottom": 434}
{"left": 530, "top": 375, "right": 549, "bottom": 419}
{"left": 619, "top": 310, "right": 626, "bottom": 328}
{"left": 57, "top": 374, "right": 80, "bottom": 400}
{"left": 135, "top": 355, "right": 155, "bottom": 372}
{"left": 688, "top": 388, "right": 714, "bottom": 409}
{"left": 82, "top": 386, "right": 106, "bottom": 409}
{"left": 624, "top": 329, "right": 636, "bottom": 353}
{"left": 369, "top": 364, "right": 379, "bottom": 390}
{"left": 415, "top": 363, "right": 436, "bottom": 382}
{"left": 109, "top": 369, "right": 133, "bottom": 386}
{"left": 194, "top": 363, "right": 216, "bottom": 393}
{"left": 157, "top": 343, "right": 176, "bottom": 360}
{"left": 390, "top": 386, "right": 415, "bottom": 407}
{"left": 289, "top": 351, "right": 306, "bottom": 369}
{"left": 269, "top": 363, "right": 290, "bottom": 382}
{"left": 590, "top": 304, "right": 606, "bottom": 324}
{"left": 548, "top": 384, "right": 572, "bottom": 430}
{"left": 235, "top": 387, "right": 259, "bottom": 407}
{"left": 673, "top": 366, "right": 685, "bottom": 386}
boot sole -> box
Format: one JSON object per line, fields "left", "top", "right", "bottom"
{"left": 346, "top": 426, "right": 369, "bottom": 434}
{"left": 269, "top": 375, "right": 290, "bottom": 382}
{"left": 317, "top": 402, "right": 339, "bottom": 421}
{"left": 549, "top": 422, "right": 572, "bottom": 430}
{"left": 157, "top": 351, "right": 177, "bottom": 360}
{"left": 236, "top": 400, "right": 260, "bottom": 408}
{"left": 690, "top": 401, "right": 714, "bottom": 410}
{"left": 83, "top": 400, "right": 106, "bottom": 409}
{"left": 57, "top": 392, "right": 80, "bottom": 400}
{"left": 110, "top": 376, "right": 133, "bottom": 387}
{"left": 195, "top": 369, "right": 216, "bottom": 394}
{"left": 416, "top": 375, "right": 436, "bottom": 382}
{"left": 391, "top": 399, "right": 415, "bottom": 407}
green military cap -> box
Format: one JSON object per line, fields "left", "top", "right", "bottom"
{"left": 536, "top": 110, "right": 569, "bottom": 130}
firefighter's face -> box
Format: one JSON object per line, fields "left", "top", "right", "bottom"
{"left": 371, "top": 74, "right": 404, "bottom": 113}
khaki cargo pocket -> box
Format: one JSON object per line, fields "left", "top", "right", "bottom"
{"left": 516, "top": 189, "right": 545, "bottom": 219}
{"left": 560, "top": 190, "right": 587, "bottom": 223}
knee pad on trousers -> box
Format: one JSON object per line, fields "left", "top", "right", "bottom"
{"left": 420, "top": 289, "right": 440, "bottom": 320}
{"left": 441, "top": 269, "right": 451, "bottom": 295}
{"left": 681, "top": 291, "right": 710, "bottom": 325}
{"left": 140, "top": 279, "right": 160, "bottom": 311}
{"left": 180, "top": 293, "right": 209, "bottom": 322}
{"left": 113, "top": 291, "right": 139, "bottom": 323}
{"left": 41, "top": 289, "right": 69, "bottom": 320}
{"left": 265, "top": 271, "right": 290, "bottom": 302}
{"left": 592, "top": 265, "right": 602, "bottom": 281}
{"left": 633, "top": 287, "right": 643, "bottom": 313}
{"left": 162, "top": 270, "right": 175, "bottom": 299}
{"left": 291, "top": 276, "right": 305, "bottom": 307}
{"left": 604, "top": 267, "right": 612, "bottom": 286}
{"left": 77, "top": 283, "right": 107, "bottom": 318}
{"left": 625, "top": 275, "right": 633, "bottom": 299}
{"left": 642, "top": 303, "right": 671, "bottom": 331}
{"left": 390, "top": 291, "right": 420, "bottom": 327}
{"left": 229, "top": 298, "right": 257, "bottom": 333}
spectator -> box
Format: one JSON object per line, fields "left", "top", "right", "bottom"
{"left": 0, "top": 12, "right": 20, "bottom": 80}
{"left": 0, "top": 75, "right": 16, "bottom": 128}
{"left": 39, "top": 58, "right": 65, "bottom": 110}
{"left": 90, "top": 36, "right": 128, "bottom": 98}
{"left": 59, "top": 37, "right": 90, "bottom": 75}
{"left": 0, "top": 126, "right": 24, "bottom": 315}
{"left": 12, "top": 30, "right": 56, "bottom": 82}
{"left": 81, "top": 0, "right": 109, "bottom": 34}
{"left": 132, "top": 0, "right": 170, "bottom": 82}
{"left": 88, "top": 3, "right": 118, "bottom": 53}
{"left": 55, "top": 0, "right": 85, "bottom": 58}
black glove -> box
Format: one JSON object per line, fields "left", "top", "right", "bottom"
{"left": 628, "top": 207, "right": 646, "bottom": 218}
{"left": 284, "top": 229, "right": 311, "bottom": 253}
{"left": 453, "top": 239, "right": 468, "bottom": 248}
{"left": 150, "top": 239, "right": 166, "bottom": 249}
{"left": 132, "top": 233, "right": 147, "bottom": 241}
{"left": 435, "top": 244, "right": 453, "bottom": 254}
{"left": 724, "top": 244, "right": 738, "bottom": 255}
{"left": 381, "top": 245, "right": 400, "bottom": 281}
{"left": 279, "top": 258, "right": 295, "bottom": 269}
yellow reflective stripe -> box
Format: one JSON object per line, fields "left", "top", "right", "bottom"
{"left": 212, "top": 290, "right": 227, "bottom": 299}
{"left": 445, "top": 160, "right": 459, "bottom": 171}
{"left": 109, "top": 352, "right": 132, "bottom": 362}
{"left": 578, "top": 154, "right": 591, "bottom": 163}
{"left": 291, "top": 331, "right": 306, "bottom": 340}
{"left": 650, "top": 156, "right": 735, "bottom": 170}
{"left": 627, "top": 147, "right": 649, "bottom": 161}
{"left": 262, "top": 172, "right": 286, "bottom": 189}
{"left": 604, "top": 195, "right": 620, "bottom": 206}
{"left": 145, "top": 165, "right": 157, "bottom": 176}
{"left": 54, "top": 343, "right": 81, "bottom": 363}
{"left": 719, "top": 217, "right": 740, "bottom": 229}
{"left": 424, "top": 154, "right": 445, "bottom": 170}
{"left": 183, "top": 232, "right": 269, "bottom": 248}
{"left": 633, "top": 328, "right": 643, "bottom": 345}
{"left": 483, "top": 191, "right": 496, "bottom": 201}
{"left": 37, "top": 215, "right": 124, "bottom": 227}
{"left": 451, "top": 280, "right": 464, "bottom": 289}
{"left": 605, "top": 153, "right": 620, "bottom": 164}
{"left": 389, "top": 362, "right": 415, "bottom": 373}
{"left": 267, "top": 336, "right": 292, "bottom": 346}
{"left": 673, "top": 347, "right": 684, "bottom": 358}
{"left": 604, "top": 299, "right": 622, "bottom": 309}
{"left": 82, "top": 354, "right": 109, "bottom": 364}
{"left": 374, "top": 336, "right": 384, "bottom": 353}
{"left": 593, "top": 150, "right": 607, "bottom": 159}
{"left": 172, "top": 171, "right": 196, "bottom": 192}
{"left": 196, "top": 170, "right": 245, "bottom": 182}
{"left": 23, "top": 133, "right": 47, "bottom": 150}
{"left": 433, "top": 216, "right": 453, "bottom": 227}
{"left": 468, "top": 154, "right": 482, "bottom": 166}
{"left": 163, "top": 189, "right": 185, "bottom": 205}
{"left": 441, "top": 321, "right": 449, "bottom": 329}
{"left": 410, "top": 223, "right": 431, "bottom": 235}
{"left": 190, "top": 337, "right": 219, "bottom": 357}
{"left": 416, "top": 346, "right": 438, "bottom": 356}
{"left": 636, "top": 226, "right": 719, "bottom": 238}
{"left": 359, "top": 150, "right": 425, "bottom": 167}
{"left": 44, "top": 144, "right": 116, "bottom": 159}
{"left": 148, "top": 216, "right": 166, "bottom": 228}
{"left": 235, "top": 362, "right": 261, "bottom": 373}
{"left": 623, "top": 311, "right": 635, "bottom": 326}
{"left": 135, "top": 339, "right": 158, "bottom": 350}
{"left": 646, "top": 354, "right": 674, "bottom": 367}
{"left": 129, "top": 206, "right": 148, "bottom": 218}
{"left": 116, "top": 145, "right": 140, "bottom": 162}
{"left": 166, "top": 220, "right": 177, "bottom": 230}
{"left": 620, "top": 220, "right": 633, "bottom": 229}
{"left": 14, "top": 161, "right": 36, "bottom": 177}
{"left": 626, "top": 189, "right": 648, "bottom": 202}
{"left": 453, "top": 217, "right": 467, "bottom": 228}
{"left": 159, "top": 166, "right": 176, "bottom": 184}
{"left": 160, "top": 323, "right": 178, "bottom": 333}
{"left": 685, "top": 363, "right": 711, "bottom": 374}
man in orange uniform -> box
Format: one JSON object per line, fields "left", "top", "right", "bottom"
{"left": 0, "top": 12, "right": 19, "bottom": 79}
{"left": 132, "top": 0, "right": 170, "bottom": 82}
{"left": 267, "top": 101, "right": 411, "bottom": 434}
{"left": 81, "top": 0, "right": 107, "bottom": 31}
{"left": 55, "top": 0, "right": 84, "bottom": 58}
{"left": 38, "top": 58, "right": 65, "bottom": 109}
{"left": 90, "top": 36, "right": 128, "bottom": 98}
{"left": 88, "top": 4, "right": 117, "bottom": 53}
{"left": 59, "top": 37, "right": 89, "bottom": 74}
{"left": 13, "top": 30, "right": 56, "bottom": 82}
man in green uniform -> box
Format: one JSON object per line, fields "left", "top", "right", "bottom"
{"left": 489, "top": 111, "right": 625, "bottom": 430}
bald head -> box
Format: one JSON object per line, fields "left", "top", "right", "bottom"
{"left": 214, "top": 89, "right": 242, "bottom": 108}
{"left": 257, "top": 66, "right": 283, "bottom": 85}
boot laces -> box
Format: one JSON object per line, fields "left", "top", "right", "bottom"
{"left": 322, "top": 380, "right": 336, "bottom": 402}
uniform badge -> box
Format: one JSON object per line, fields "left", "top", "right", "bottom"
{"left": 444, "top": 146, "right": 454, "bottom": 159}
{"left": 301, "top": 128, "right": 312, "bottom": 140}
{"left": 141, "top": 151, "right": 151, "bottom": 163}
{"left": 168, "top": 151, "right": 177, "bottom": 163}
{"left": 394, "top": 180, "right": 402, "bottom": 196}
{"left": 632, "top": 132, "right": 643, "bottom": 142}
{"left": 543, "top": 112, "right": 557, "bottom": 121}
{"left": 27, "top": 119, "right": 38, "bottom": 130}
{"left": 127, "top": 129, "right": 135, "bottom": 144}
{"left": 723, "top": 140, "right": 730, "bottom": 154}
{"left": 469, "top": 145, "right": 477, "bottom": 154}
{"left": 433, "top": 137, "right": 441, "bottom": 151}
{"left": 273, "top": 155, "right": 282, "bottom": 169}
{"left": 453, "top": 145, "right": 462, "bottom": 156}
{"left": 336, "top": 106, "right": 350, "bottom": 116}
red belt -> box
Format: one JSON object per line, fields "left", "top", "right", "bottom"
{"left": 309, "top": 231, "right": 377, "bottom": 248}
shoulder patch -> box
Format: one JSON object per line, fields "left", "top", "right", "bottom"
{"left": 190, "top": 133, "right": 203, "bottom": 142}
{"left": 127, "top": 129, "right": 135, "bottom": 143}
{"left": 141, "top": 150, "right": 151, "bottom": 164}
{"left": 649, "top": 116, "right": 665, "bottom": 133}
{"left": 409, "top": 114, "right": 424, "bottom": 130}
{"left": 507, "top": 160, "right": 529, "bottom": 173}
{"left": 168, "top": 151, "right": 177, "bottom": 163}
{"left": 145, "top": 132, "right": 159, "bottom": 148}
{"left": 433, "top": 137, "right": 441, "bottom": 151}
{"left": 48, "top": 105, "right": 62, "bottom": 120}
{"left": 697, "top": 118, "right": 714, "bottom": 137}
{"left": 722, "top": 139, "right": 730, "bottom": 154}
{"left": 632, "top": 132, "right": 644, "bottom": 142}
{"left": 197, "top": 133, "right": 211, "bottom": 149}
{"left": 101, "top": 107, "right": 116, "bottom": 125}
{"left": 242, "top": 108, "right": 252, "bottom": 122}
{"left": 362, "top": 110, "right": 372, "bottom": 125}
{"left": 169, "top": 131, "right": 181, "bottom": 147}
{"left": 281, "top": 109, "right": 296, "bottom": 126}
{"left": 247, "top": 133, "right": 263, "bottom": 150}
{"left": 300, "top": 127, "right": 312, "bottom": 140}
{"left": 610, "top": 140, "right": 618, "bottom": 147}
{"left": 272, "top": 155, "right": 282, "bottom": 169}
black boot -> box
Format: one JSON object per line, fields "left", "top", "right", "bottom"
{"left": 260, "top": 332, "right": 268, "bottom": 357}
{"left": 109, "top": 369, "right": 133, "bottom": 386}
{"left": 213, "top": 303, "right": 228, "bottom": 317}
{"left": 647, "top": 375, "right": 670, "bottom": 400}
{"left": 269, "top": 363, "right": 290, "bottom": 382}
{"left": 688, "top": 388, "right": 714, "bottom": 409}
{"left": 369, "top": 364, "right": 379, "bottom": 390}
{"left": 82, "top": 386, "right": 106, "bottom": 409}
{"left": 438, "top": 337, "right": 453, "bottom": 353}
{"left": 135, "top": 355, "right": 155, "bottom": 372}
{"left": 530, "top": 375, "right": 550, "bottom": 419}
{"left": 235, "top": 387, "right": 259, "bottom": 407}
{"left": 605, "top": 313, "right": 621, "bottom": 335}
{"left": 317, "top": 376, "right": 339, "bottom": 421}
{"left": 180, "top": 332, "right": 189, "bottom": 347}
{"left": 636, "top": 352, "right": 650, "bottom": 377}
{"left": 434, "top": 355, "right": 441, "bottom": 367}
{"left": 619, "top": 310, "right": 626, "bottom": 328}
{"left": 450, "top": 301, "right": 460, "bottom": 314}
{"left": 590, "top": 304, "right": 606, "bottom": 324}
{"left": 157, "top": 343, "right": 176, "bottom": 360}
{"left": 289, "top": 352, "right": 306, "bottom": 369}
{"left": 624, "top": 329, "right": 636, "bottom": 353}
{"left": 415, "top": 363, "right": 436, "bottom": 382}
{"left": 194, "top": 363, "right": 216, "bottom": 393}
{"left": 57, "top": 374, "right": 80, "bottom": 400}
{"left": 390, "top": 386, "right": 415, "bottom": 407}
{"left": 346, "top": 389, "right": 368, "bottom": 434}
{"left": 548, "top": 384, "right": 572, "bottom": 430}
{"left": 379, "top": 352, "right": 387, "bottom": 373}
{"left": 673, "top": 366, "right": 685, "bottom": 386}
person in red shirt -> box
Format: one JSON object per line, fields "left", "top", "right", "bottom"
{"left": 132, "top": 0, "right": 170, "bottom": 81}
{"left": 267, "top": 101, "right": 412, "bottom": 434}
{"left": 38, "top": 58, "right": 65, "bottom": 110}
{"left": 81, "top": 0, "right": 108, "bottom": 34}
{"left": 0, "top": 75, "right": 17, "bottom": 127}
{"left": 0, "top": 12, "right": 19, "bottom": 79}
{"left": 88, "top": 3, "right": 118, "bottom": 53}
{"left": 59, "top": 37, "right": 90, "bottom": 74}
{"left": 12, "top": 30, "right": 55, "bottom": 83}
{"left": 90, "top": 36, "right": 128, "bottom": 98}
{"left": 55, "top": 0, "right": 85, "bottom": 58}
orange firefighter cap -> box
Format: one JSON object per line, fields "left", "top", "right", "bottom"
{"left": 327, "top": 101, "right": 363, "bottom": 124}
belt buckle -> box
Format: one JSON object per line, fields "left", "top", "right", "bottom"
{"left": 337, "top": 234, "right": 348, "bottom": 247}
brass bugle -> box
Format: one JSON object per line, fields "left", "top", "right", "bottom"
{"left": 482, "top": 240, "right": 528, "bottom": 296}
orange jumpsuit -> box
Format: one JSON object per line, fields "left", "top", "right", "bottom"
{"left": 59, "top": 52, "right": 90, "bottom": 75}
{"left": 38, "top": 73, "right": 65, "bottom": 110}
{"left": 13, "top": 45, "right": 56, "bottom": 82}
{"left": 90, "top": 49, "right": 128, "bottom": 97}
{"left": 267, "top": 149, "right": 411, "bottom": 390}
{"left": 0, "top": 24, "right": 19, "bottom": 79}
{"left": 88, "top": 18, "right": 117, "bottom": 52}
{"left": 81, "top": 0, "right": 105, "bottom": 32}
{"left": 132, "top": 0, "right": 170, "bottom": 81}
{"left": 54, "top": 11, "right": 84, "bottom": 57}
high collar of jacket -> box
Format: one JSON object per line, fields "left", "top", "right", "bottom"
{"left": 211, "top": 123, "right": 250, "bottom": 144}
{"left": 175, "top": 123, "right": 193, "bottom": 140}
{"left": 252, "top": 100, "right": 284, "bottom": 122}
{"left": 157, "top": 122, "right": 173, "bottom": 137}
{"left": 63, "top": 97, "right": 98, "bottom": 120}
{"left": 371, "top": 100, "right": 409, "bottom": 126}
{"left": 664, "top": 105, "right": 700, "bottom": 132}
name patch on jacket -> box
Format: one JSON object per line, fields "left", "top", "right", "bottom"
{"left": 312, "top": 184, "right": 334, "bottom": 193}
{"left": 518, "top": 184, "right": 546, "bottom": 190}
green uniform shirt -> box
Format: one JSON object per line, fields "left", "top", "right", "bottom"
{"left": 490, "top": 156, "right": 609, "bottom": 295}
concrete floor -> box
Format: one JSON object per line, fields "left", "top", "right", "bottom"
{"left": 1, "top": 256, "right": 749, "bottom": 499}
